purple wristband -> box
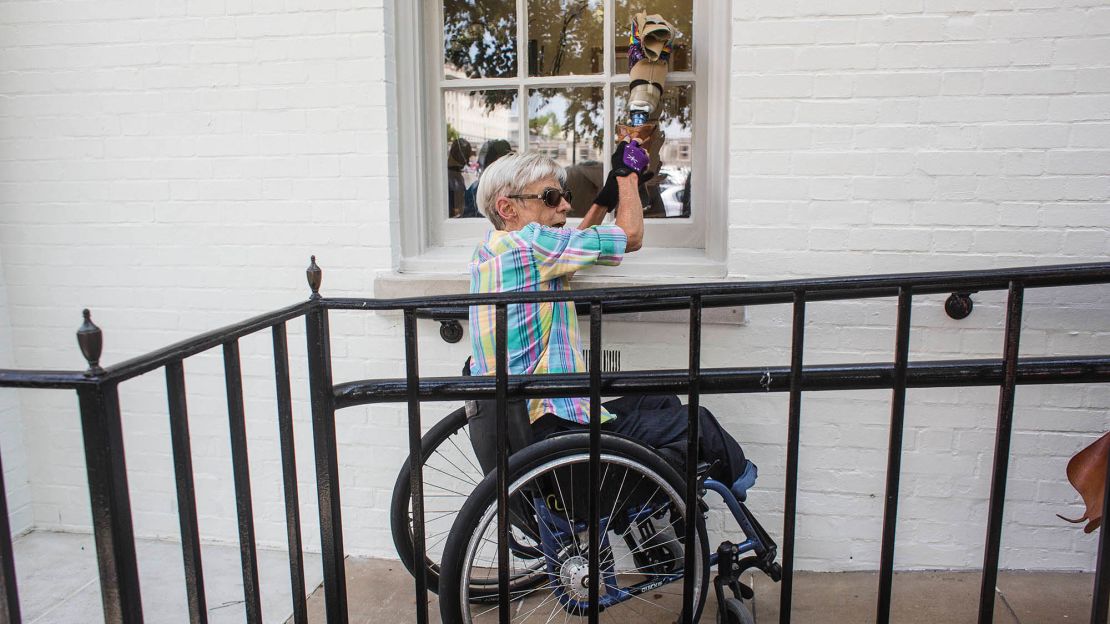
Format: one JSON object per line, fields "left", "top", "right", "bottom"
{"left": 622, "top": 142, "right": 650, "bottom": 172}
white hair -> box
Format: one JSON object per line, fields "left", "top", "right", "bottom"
{"left": 476, "top": 151, "right": 567, "bottom": 230}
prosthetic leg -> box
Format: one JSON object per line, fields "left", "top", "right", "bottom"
{"left": 616, "top": 12, "right": 675, "bottom": 171}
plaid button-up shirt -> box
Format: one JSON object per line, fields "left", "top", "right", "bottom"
{"left": 468, "top": 222, "right": 627, "bottom": 424}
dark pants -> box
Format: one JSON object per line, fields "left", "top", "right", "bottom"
{"left": 532, "top": 394, "right": 746, "bottom": 485}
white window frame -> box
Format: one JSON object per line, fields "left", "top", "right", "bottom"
{"left": 391, "top": 0, "right": 729, "bottom": 279}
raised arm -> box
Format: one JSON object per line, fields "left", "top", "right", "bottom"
{"left": 614, "top": 173, "right": 643, "bottom": 252}
{"left": 577, "top": 202, "right": 608, "bottom": 229}
{"left": 581, "top": 142, "right": 647, "bottom": 251}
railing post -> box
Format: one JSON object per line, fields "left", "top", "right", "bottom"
{"left": 272, "top": 324, "right": 308, "bottom": 624}
{"left": 402, "top": 310, "right": 429, "bottom": 624}
{"left": 304, "top": 260, "right": 348, "bottom": 623}
{"left": 494, "top": 303, "right": 510, "bottom": 624}
{"left": 77, "top": 383, "right": 143, "bottom": 624}
{"left": 588, "top": 301, "right": 602, "bottom": 624}
{"left": 165, "top": 361, "right": 207, "bottom": 624}
{"left": 683, "top": 295, "right": 702, "bottom": 624}
{"left": 876, "top": 287, "right": 913, "bottom": 624}
{"left": 780, "top": 290, "right": 806, "bottom": 624}
{"left": 223, "top": 341, "right": 262, "bottom": 624}
{"left": 0, "top": 443, "right": 21, "bottom": 624}
{"left": 76, "top": 311, "right": 142, "bottom": 624}
{"left": 978, "top": 281, "right": 1024, "bottom": 624}
{"left": 1091, "top": 452, "right": 1110, "bottom": 624}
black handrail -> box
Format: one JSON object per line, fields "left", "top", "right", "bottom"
{"left": 333, "top": 355, "right": 1110, "bottom": 406}
{"left": 326, "top": 261, "right": 1110, "bottom": 310}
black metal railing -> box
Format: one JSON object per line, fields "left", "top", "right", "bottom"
{"left": 0, "top": 260, "right": 1108, "bottom": 624}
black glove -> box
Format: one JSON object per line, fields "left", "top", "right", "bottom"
{"left": 594, "top": 169, "right": 657, "bottom": 212}
{"left": 594, "top": 141, "right": 654, "bottom": 210}
{"left": 610, "top": 141, "right": 638, "bottom": 178}
{"left": 593, "top": 169, "right": 621, "bottom": 209}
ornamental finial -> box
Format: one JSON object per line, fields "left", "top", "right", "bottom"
{"left": 306, "top": 255, "right": 322, "bottom": 299}
{"left": 77, "top": 309, "right": 104, "bottom": 376}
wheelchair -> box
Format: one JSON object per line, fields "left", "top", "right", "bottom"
{"left": 391, "top": 403, "right": 781, "bottom": 624}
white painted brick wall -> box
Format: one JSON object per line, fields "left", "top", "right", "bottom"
{"left": 0, "top": 0, "right": 1107, "bottom": 587}
{"left": 0, "top": 255, "right": 33, "bottom": 536}
{"left": 729, "top": 0, "right": 1110, "bottom": 571}
{"left": 0, "top": 0, "right": 400, "bottom": 561}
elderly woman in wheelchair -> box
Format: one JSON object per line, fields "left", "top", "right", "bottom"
{"left": 391, "top": 395, "right": 780, "bottom": 624}
{"left": 391, "top": 150, "right": 780, "bottom": 622}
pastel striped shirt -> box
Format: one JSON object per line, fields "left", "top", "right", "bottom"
{"left": 469, "top": 223, "right": 627, "bottom": 424}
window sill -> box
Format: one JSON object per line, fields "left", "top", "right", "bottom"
{"left": 375, "top": 246, "right": 745, "bottom": 325}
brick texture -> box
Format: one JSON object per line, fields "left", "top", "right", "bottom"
{"left": 729, "top": 0, "right": 1110, "bottom": 571}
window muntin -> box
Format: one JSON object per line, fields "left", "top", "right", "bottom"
{"left": 437, "top": 0, "right": 697, "bottom": 229}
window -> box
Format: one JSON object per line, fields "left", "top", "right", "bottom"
{"left": 393, "top": 1, "right": 729, "bottom": 276}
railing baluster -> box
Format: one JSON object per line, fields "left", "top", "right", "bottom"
{"left": 0, "top": 442, "right": 21, "bottom": 624}
{"left": 1091, "top": 452, "right": 1110, "bottom": 624}
{"left": 588, "top": 301, "right": 602, "bottom": 624}
{"left": 780, "top": 290, "right": 806, "bottom": 624}
{"left": 494, "top": 303, "right": 510, "bottom": 624}
{"left": 402, "top": 310, "right": 429, "bottom": 624}
{"left": 165, "top": 361, "right": 207, "bottom": 624}
{"left": 305, "top": 305, "right": 348, "bottom": 623}
{"left": 876, "top": 287, "right": 913, "bottom": 624}
{"left": 222, "top": 341, "right": 261, "bottom": 624}
{"left": 77, "top": 383, "right": 144, "bottom": 623}
{"left": 683, "top": 295, "right": 702, "bottom": 624}
{"left": 271, "top": 324, "right": 307, "bottom": 624}
{"left": 978, "top": 281, "right": 1025, "bottom": 624}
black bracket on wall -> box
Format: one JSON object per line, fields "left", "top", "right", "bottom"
{"left": 438, "top": 320, "right": 464, "bottom": 343}
{"left": 945, "top": 292, "right": 976, "bottom": 320}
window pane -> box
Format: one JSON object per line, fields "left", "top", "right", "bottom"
{"left": 444, "top": 0, "right": 517, "bottom": 79}
{"left": 528, "top": 87, "right": 605, "bottom": 218}
{"left": 614, "top": 84, "right": 692, "bottom": 218}
{"left": 526, "top": 0, "right": 604, "bottom": 76}
{"left": 614, "top": 0, "right": 692, "bottom": 73}
{"left": 445, "top": 89, "right": 519, "bottom": 219}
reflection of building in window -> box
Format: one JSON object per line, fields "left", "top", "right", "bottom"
{"left": 443, "top": 66, "right": 518, "bottom": 149}
{"left": 659, "top": 139, "right": 692, "bottom": 171}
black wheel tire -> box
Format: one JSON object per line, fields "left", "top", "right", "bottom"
{"left": 389, "top": 406, "right": 470, "bottom": 593}
{"left": 438, "top": 431, "right": 711, "bottom": 624}
{"left": 717, "top": 597, "right": 756, "bottom": 624}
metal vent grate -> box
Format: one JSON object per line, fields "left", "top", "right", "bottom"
{"left": 582, "top": 349, "right": 621, "bottom": 372}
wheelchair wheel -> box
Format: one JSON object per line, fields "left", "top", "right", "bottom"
{"left": 390, "top": 407, "right": 547, "bottom": 595}
{"left": 438, "top": 432, "right": 710, "bottom": 624}
{"left": 390, "top": 407, "right": 482, "bottom": 592}
{"left": 717, "top": 597, "right": 755, "bottom": 624}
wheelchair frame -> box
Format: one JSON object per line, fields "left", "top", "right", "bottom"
{"left": 394, "top": 421, "right": 782, "bottom": 623}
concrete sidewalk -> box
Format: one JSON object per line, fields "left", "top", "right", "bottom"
{"left": 303, "top": 557, "right": 1095, "bottom": 623}
{"left": 13, "top": 530, "right": 323, "bottom": 624}
{"left": 12, "top": 530, "right": 1094, "bottom": 623}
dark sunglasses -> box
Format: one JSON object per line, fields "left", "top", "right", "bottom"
{"left": 507, "top": 187, "right": 572, "bottom": 208}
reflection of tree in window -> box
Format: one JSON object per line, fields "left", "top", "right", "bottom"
{"left": 527, "top": 0, "right": 604, "bottom": 76}
{"left": 444, "top": 1, "right": 517, "bottom": 79}
{"left": 531, "top": 87, "right": 605, "bottom": 154}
